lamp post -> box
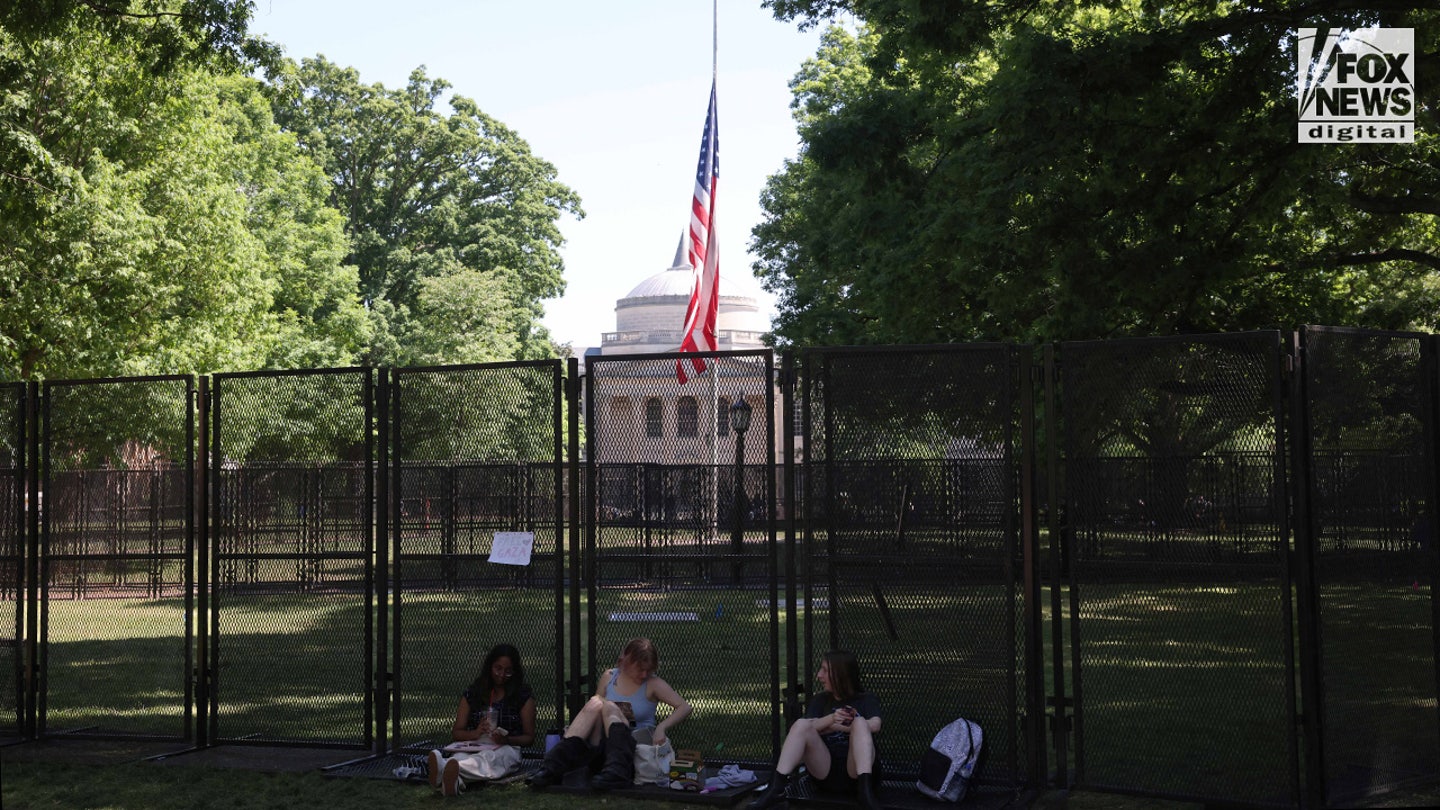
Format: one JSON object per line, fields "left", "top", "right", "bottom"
{"left": 729, "top": 397, "right": 752, "bottom": 583}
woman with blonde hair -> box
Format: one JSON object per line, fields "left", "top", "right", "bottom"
{"left": 528, "top": 637, "right": 692, "bottom": 791}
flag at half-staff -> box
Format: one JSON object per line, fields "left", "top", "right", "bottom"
{"left": 677, "top": 80, "right": 719, "bottom": 384}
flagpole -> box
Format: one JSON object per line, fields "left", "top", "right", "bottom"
{"left": 709, "top": 0, "right": 719, "bottom": 542}
{"left": 709, "top": 364, "right": 719, "bottom": 541}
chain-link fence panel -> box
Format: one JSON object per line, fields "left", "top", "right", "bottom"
{"left": 41, "top": 377, "right": 194, "bottom": 739}
{"left": 800, "top": 345, "right": 1031, "bottom": 786}
{"left": 0, "top": 383, "right": 24, "bottom": 739}
{"left": 390, "top": 362, "right": 565, "bottom": 753}
{"left": 210, "top": 369, "right": 372, "bottom": 746}
{"left": 585, "top": 351, "right": 778, "bottom": 764}
{"left": 1299, "top": 327, "right": 1440, "bottom": 804}
{"left": 1059, "top": 332, "right": 1296, "bottom": 806}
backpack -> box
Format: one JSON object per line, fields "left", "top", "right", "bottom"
{"left": 916, "top": 716, "right": 983, "bottom": 802}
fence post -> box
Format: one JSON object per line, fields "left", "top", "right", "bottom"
{"left": 375, "top": 367, "right": 389, "bottom": 755}
{"left": 23, "top": 380, "right": 38, "bottom": 741}
{"left": 780, "top": 351, "right": 801, "bottom": 739}
{"left": 1020, "top": 347, "right": 1046, "bottom": 785}
{"left": 1424, "top": 336, "right": 1440, "bottom": 799}
{"left": 568, "top": 358, "right": 585, "bottom": 719}
{"left": 1043, "top": 344, "right": 1071, "bottom": 788}
{"left": 1289, "top": 330, "right": 1325, "bottom": 809}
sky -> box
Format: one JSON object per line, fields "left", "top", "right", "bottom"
{"left": 249, "top": 1, "right": 833, "bottom": 351}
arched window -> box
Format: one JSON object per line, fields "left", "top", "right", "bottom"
{"left": 645, "top": 398, "right": 663, "bottom": 438}
{"left": 677, "top": 396, "right": 699, "bottom": 437}
{"left": 716, "top": 397, "right": 730, "bottom": 437}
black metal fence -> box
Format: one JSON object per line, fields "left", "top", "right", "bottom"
{"left": 1295, "top": 327, "right": 1440, "bottom": 807}
{"left": 208, "top": 369, "right": 373, "bottom": 747}
{"left": 584, "top": 351, "right": 780, "bottom": 765}
{"left": 40, "top": 376, "right": 194, "bottom": 740}
{"left": 0, "top": 383, "right": 23, "bottom": 741}
{"left": 1058, "top": 333, "right": 1297, "bottom": 806}
{"left": 1, "top": 331, "right": 1437, "bottom": 809}
{"left": 388, "top": 361, "right": 565, "bottom": 754}
{"left": 798, "top": 345, "right": 1038, "bottom": 790}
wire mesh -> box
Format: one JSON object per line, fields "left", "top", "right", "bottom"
{"left": 800, "top": 345, "right": 1028, "bottom": 786}
{"left": 41, "top": 377, "right": 193, "bottom": 739}
{"left": 1059, "top": 333, "right": 1295, "bottom": 806}
{"left": 390, "top": 362, "right": 564, "bottom": 753}
{"left": 1, "top": 383, "right": 23, "bottom": 738}
{"left": 210, "top": 369, "right": 372, "bottom": 745}
{"left": 1300, "top": 327, "right": 1440, "bottom": 803}
{"left": 585, "top": 351, "right": 778, "bottom": 764}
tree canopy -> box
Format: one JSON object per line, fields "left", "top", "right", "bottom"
{"left": 268, "top": 57, "right": 584, "bottom": 367}
{"left": 0, "top": 11, "right": 365, "bottom": 380}
{"left": 0, "top": 4, "right": 580, "bottom": 382}
{"left": 754, "top": 1, "right": 1440, "bottom": 347}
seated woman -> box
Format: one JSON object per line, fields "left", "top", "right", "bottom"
{"left": 749, "top": 650, "right": 882, "bottom": 810}
{"left": 528, "top": 637, "right": 691, "bottom": 791}
{"left": 429, "top": 642, "right": 537, "bottom": 796}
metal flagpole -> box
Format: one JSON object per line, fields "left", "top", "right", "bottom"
{"left": 709, "top": 363, "right": 719, "bottom": 541}
{"left": 708, "top": 0, "right": 719, "bottom": 541}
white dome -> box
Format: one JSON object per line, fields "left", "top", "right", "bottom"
{"left": 624, "top": 266, "right": 697, "bottom": 299}
{"left": 602, "top": 233, "right": 769, "bottom": 355}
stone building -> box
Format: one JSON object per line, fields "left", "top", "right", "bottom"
{"left": 586, "top": 236, "right": 774, "bottom": 468}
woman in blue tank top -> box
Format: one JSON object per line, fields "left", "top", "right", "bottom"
{"left": 527, "top": 637, "right": 692, "bottom": 792}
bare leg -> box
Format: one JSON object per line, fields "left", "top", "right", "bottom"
{"left": 748, "top": 718, "right": 834, "bottom": 810}
{"left": 845, "top": 718, "right": 876, "bottom": 778}
{"left": 565, "top": 696, "right": 630, "bottom": 745}
{"left": 775, "top": 717, "right": 834, "bottom": 780}
{"left": 564, "top": 696, "right": 607, "bottom": 744}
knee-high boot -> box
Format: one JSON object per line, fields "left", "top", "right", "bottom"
{"left": 589, "top": 722, "right": 637, "bottom": 791}
{"left": 528, "top": 735, "right": 590, "bottom": 790}
{"left": 745, "top": 769, "right": 791, "bottom": 809}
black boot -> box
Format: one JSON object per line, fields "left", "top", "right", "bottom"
{"left": 528, "top": 735, "right": 590, "bottom": 790}
{"left": 589, "top": 722, "right": 637, "bottom": 791}
{"left": 746, "top": 769, "right": 790, "bottom": 809}
{"left": 856, "top": 773, "right": 882, "bottom": 810}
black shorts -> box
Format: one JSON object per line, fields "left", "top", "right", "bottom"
{"left": 813, "top": 744, "right": 881, "bottom": 795}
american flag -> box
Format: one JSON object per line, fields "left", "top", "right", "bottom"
{"left": 677, "top": 80, "right": 719, "bottom": 384}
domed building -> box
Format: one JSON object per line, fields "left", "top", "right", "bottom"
{"left": 584, "top": 236, "right": 776, "bottom": 471}
{"left": 600, "top": 235, "right": 768, "bottom": 355}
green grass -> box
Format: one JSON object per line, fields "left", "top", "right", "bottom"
{"left": 18, "top": 529, "right": 1440, "bottom": 808}
{"left": 4, "top": 758, "right": 1434, "bottom": 810}
{"left": 0, "top": 759, "right": 687, "bottom": 810}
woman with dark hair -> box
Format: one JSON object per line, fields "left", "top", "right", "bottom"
{"left": 748, "top": 650, "right": 882, "bottom": 810}
{"left": 429, "top": 642, "right": 537, "bottom": 796}
{"left": 528, "top": 637, "right": 692, "bottom": 791}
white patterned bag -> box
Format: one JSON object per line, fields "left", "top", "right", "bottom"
{"left": 916, "top": 717, "right": 983, "bottom": 802}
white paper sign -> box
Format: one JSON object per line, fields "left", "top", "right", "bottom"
{"left": 488, "top": 531, "right": 534, "bottom": 566}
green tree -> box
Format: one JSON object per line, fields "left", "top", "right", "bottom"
{"left": 268, "top": 57, "right": 584, "bottom": 366}
{"left": 755, "top": 2, "right": 1440, "bottom": 347}
{"left": 0, "top": 10, "right": 364, "bottom": 380}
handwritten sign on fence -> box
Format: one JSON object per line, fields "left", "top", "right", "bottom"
{"left": 489, "top": 532, "right": 534, "bottom": 566}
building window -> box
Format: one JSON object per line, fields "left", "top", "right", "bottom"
{"left": 716, "top": 397, "right": 730, "bottom": 437}
{"left": 645, "top": 398, "right": 663, "bottom": 438}
{"left": 678, "top": 397, "right": 698, "bottom": 437}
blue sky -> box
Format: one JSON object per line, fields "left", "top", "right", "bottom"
{"left": 250, "top": 1, "right": 833, "bottom": 350}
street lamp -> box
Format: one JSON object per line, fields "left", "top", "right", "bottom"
{"left": 729, "top": 397, "right": 752, "bottom": 582}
